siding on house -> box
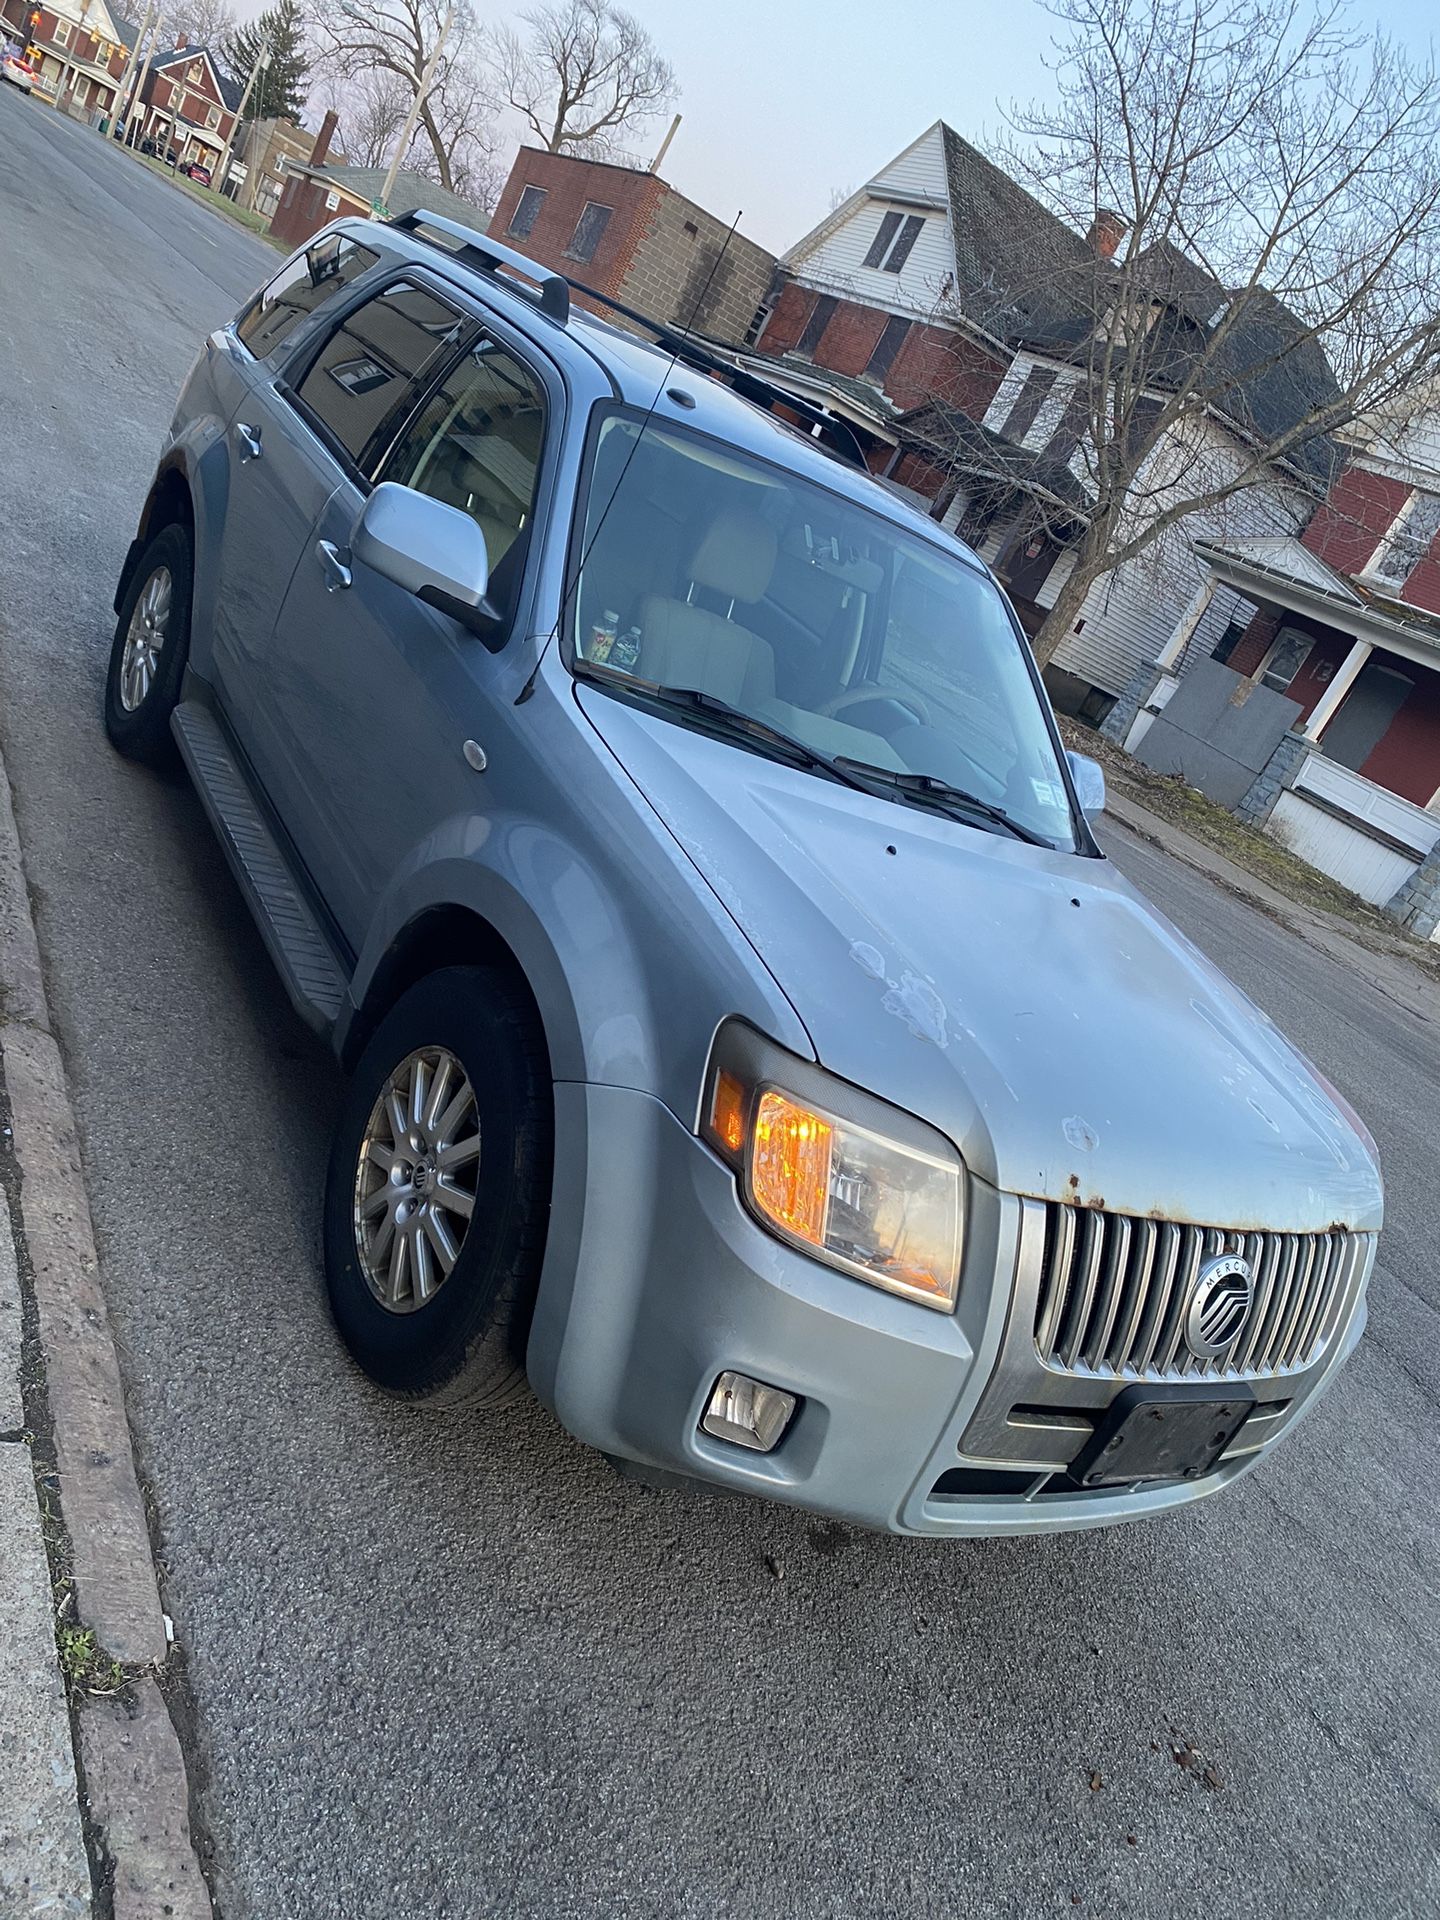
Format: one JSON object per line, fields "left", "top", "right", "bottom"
{"left": 785, "top": 125, "right": 957, "bottom": 322}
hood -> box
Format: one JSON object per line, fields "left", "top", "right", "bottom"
{"left": 579, "top": 688, "right": 1383, "bottom": 1235}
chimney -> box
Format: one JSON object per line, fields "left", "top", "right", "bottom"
{"left": 310, "top": 108, "right": 339, "bottom": 169}
{"left": 173, "top": 32, "right": 186, "bottom": 49}
{"left": 1087, "top": 208, "right": 1128, "bottom": 260}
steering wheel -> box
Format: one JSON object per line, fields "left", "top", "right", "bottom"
{"left": 820, "top": 684, "right": 930, "bottom": 728}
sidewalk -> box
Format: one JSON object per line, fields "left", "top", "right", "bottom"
{"left": 0, "top": 750, "right": 212, "bottom": 1918}
{"left": 1098, "top": 782, "right": 1440, "bottom": 1026}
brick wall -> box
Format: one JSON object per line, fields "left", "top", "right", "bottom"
{"left": 1301, "top": 465, "right": 1410, "bottom": 575}
{"left": 269, "top": 175, "right": 367, "bottom": 251}
{"left": 624, "top": 188, "right": 775, "bottom": 344}
{"left": 756, "top": 283, "right": 1006, "bottom": 418}
{"left": 1225, "top": 606, "right": 1280, "bottom": 677}
{"left": 491, "top": 148, "right": 665, "bottom": 302}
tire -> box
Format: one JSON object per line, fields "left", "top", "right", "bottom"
{"left": 323, "top": 966, "right": 553, "bottom": 1411}
{"left": 104, "top": 523, "right": 193, "bottom": 765}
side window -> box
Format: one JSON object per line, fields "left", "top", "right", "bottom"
{"left": 292, "top": 281, "right": 467, "bottom": 473}
{"left": 236, "top": 235, "right": 379, "bottom": 361}
{"left": 380, "top": 335, "right": 548, "bottom": 595}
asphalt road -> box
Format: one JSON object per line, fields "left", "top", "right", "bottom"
{"left": 2, "top": 88, "right": 1438, "bottom": 1920}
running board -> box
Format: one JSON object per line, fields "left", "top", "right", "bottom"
{"left": 171, "top": 701, "right": 347, "bottom": 1033}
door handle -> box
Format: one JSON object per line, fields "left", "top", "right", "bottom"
{"left": 234, "top": 420, "right": 262, "bottom": 462}
{"left": 316, "top": 540, "right": 352, "bottom": 592}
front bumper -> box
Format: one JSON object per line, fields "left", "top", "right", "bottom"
{"left": 525, "top": 1084, "right": 1368, "bottom": 1537}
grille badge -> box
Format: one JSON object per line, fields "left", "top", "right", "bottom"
{"left": 1185, "top": 1255, "right": 1254, "bottom": 1359}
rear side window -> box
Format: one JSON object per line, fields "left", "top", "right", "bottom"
{"left": 236, "top": 235, "right": 379, "bottom": 361}
{"left": 291, "top": 281, "right": 467, "bottom": 473}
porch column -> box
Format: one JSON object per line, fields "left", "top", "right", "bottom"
{"left": 1302, "top": 637, "right": 1372, "bottom": 741}
{"left": 1154, "top": 574, "right": 1217, "bottom": 670}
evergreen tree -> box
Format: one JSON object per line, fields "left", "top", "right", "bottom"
{"left": 222, "top": 0, "right": 309, "bottom": 123}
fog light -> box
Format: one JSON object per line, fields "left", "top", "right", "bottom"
{"left": 701, "top": 1372, "right": 797, "bottom": 1453}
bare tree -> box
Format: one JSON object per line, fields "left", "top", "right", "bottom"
{"left": 169, "top": 0, "right": 239, "bottom": 54}
{"left": 966, "top": 0, "right": 1440, "bottom": 667}
{"left": 495, "top": 0, "right": 676, "bottom": 157}
{"left": 306, "top": 0, "right": 496, "bottom": 196}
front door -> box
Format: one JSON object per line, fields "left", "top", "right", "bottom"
{"left": 255, "top": 325, "right": 553, "bottom": 947}
{"left": 1322, "top": 660, "right": 1413, "bottom": 772}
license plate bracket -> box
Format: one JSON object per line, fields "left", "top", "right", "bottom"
{"left": 1072, "top": 1384, "right": 1254, "bottom": 1489}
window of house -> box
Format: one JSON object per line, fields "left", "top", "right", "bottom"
{"left": 54, "top": 19, "right": 70, "bottom": 42}
{"left": 1366, "top": 490, "right": 1440, "bottom": 591}
{"left": 862, "top": 210, "right": 925, "bottom": 274}
{"left": 294, "top": 281, "right": 467, "bottom": 472}
{"left": 236, "top": 235, "right": 380, "bottom": 361}
{"left": 1260, "top": 625, "right": 1314, "bottom": 693}
{"left": 796, "top": 293, "right": 838, "bottom": 358}
{"left": 1001, "top": 367, "right": 1058, "bottom": 446}
{"left": 206, "top": 103, "right": 220, "bottom": 127}
{"left": 380, "top": 335, "right": 548, "bottom": 608}
{"left": 564, "top": 202, "right": 613, "bottom": 263}
{"left": 507, "top": 184, "right": 547, "bottom": 240}
{"left": 187, "top": 60, "right": 202, "bottom": 82}
{"left": 864, "top": 314, "right": 911, "bottom": 383}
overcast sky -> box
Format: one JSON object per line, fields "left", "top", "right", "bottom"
{"left": 235, "top": 0, "right": 1436, "bottom": 257}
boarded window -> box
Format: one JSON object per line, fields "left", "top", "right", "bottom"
{"left": 508, "top": 184, "right": 546, "bottom": 240}
{"left": 1002, "top": 367, "right": 1058, "bottom": 445}
{"left": 1260, "top": 626, "right": 1313, "bottom": 693}
{"left": 864, "top": 314, "right": 911, "bottom": 382}
{"left": 564, "top": 202, "right": 613, "bottom": 263}
{"left": 796, "top": 294, "right": 838, "bottom": 357}
{"left": 1369, "top": 490, "right": 1440, "bottom": 588}
{"left": 882, "top": 214, "right": 925, "bottom": 274}
{"left": 862, "top": 212, "right": 902, "bottom": 269}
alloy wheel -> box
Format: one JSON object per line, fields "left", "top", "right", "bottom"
{"left": 352, "top": 1047, "right": 481, "bottom": 1313}
{"left": 119, "top": 566, "right": 172, "bottom": 711}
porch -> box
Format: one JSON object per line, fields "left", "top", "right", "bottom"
{"left": 1107, "top": 533, "right": 1440, "bottom": 938}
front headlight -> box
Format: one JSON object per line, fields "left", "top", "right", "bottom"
{"left": 701, "top": 1022, "right": 964, "bottom": 1312}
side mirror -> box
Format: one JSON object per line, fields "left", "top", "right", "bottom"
{"left": 1066, "top": 750, "right": 1106, "bottom": 818}
{"left": 350, "top": 482, "right": 502, "bottom": 644}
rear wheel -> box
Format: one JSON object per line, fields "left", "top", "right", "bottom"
{"left": 104, "top": 523, "right": 193, "bottom": 764}
{"left": 323, "top": 966, "right": 552, "bottom": 1410}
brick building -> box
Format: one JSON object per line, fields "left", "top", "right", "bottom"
{"left": 1, "top": 0, "right": 136, "bottom": 121}
{"left": 124, "top": 38, "right": 239, "bottom": 170}
{"left": 237, "top": 114, "right": 322, "bottom": 222}
{"left": 489, "top": 147, "right": 776, "bottom": 348}
{"left": 268, "top": 124, "right": 492, "bottom": 252}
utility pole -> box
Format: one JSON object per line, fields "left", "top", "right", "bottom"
{"left": 377, "top": 0, "right": 454, "bottom": 216}
{"left": 213, "top": 38, "right": 269, "bottom": 201}
{"left": 118, "top": 1, "right": 159, "bottom": 147}
{"left": 648, "top": 113, "right": 680, "bottom": 174}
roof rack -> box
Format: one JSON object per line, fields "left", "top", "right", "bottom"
{"left": 564, "top": 278, "right": 868, "bottom": 470}
{"left": 389, "top": 209, "right": 570, "bottom": 324}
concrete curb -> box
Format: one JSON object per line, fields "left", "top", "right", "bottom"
{"left": 0, "top": 746, "right": 211, "bottom": 1915}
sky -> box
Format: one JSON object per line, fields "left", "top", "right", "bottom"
{"left": 229, "top": 0, "right": 1437, "bottom": 257}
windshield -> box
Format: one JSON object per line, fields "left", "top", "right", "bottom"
{"left": 566, "top": 408, "right": 1079, "bottom": 850}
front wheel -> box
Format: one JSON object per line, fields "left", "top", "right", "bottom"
{"left": 323, "top": 967, "right": 553, "bottom": 1410}
{"left": 104, "top": 523, "right": 193, "bottom": 764}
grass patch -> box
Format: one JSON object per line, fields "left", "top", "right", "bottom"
{"left": 122, "top": 147, "right": 283, "bottom": 245}
{"left": 56, "top": 1623, "right": 126, "bottom": 1697}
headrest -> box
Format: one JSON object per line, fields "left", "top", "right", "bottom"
{"left": 688, "top": 508, "right": 778, "bottom": 605}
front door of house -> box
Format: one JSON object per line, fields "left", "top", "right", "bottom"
{"left": 1321, "top": 661, "right": 1413, "bottom": 772}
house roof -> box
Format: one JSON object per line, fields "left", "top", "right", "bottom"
{"left": 291, "top": 165, "right": 491, "bottom": 232}
{"left": 898, "top": 398, "right": 1093, "bottom": 516}
{"left": 113, "top": 14, "right": 141, "bottom": 52}
{"left": 150, "top": 45, "right": 243, "bottom": 112}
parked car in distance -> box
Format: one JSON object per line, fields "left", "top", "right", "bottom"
{"left": 181, "top": 160, "right": 212, "bottom": 186}
{"left": 105, "top": 212, "right": 1383, "bottom": 1537}
{"left": 1, "top": 47, "right": 36, "bottom": 91}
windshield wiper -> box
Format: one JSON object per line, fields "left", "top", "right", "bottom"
{"left": 833, "top": 760, "right": 1054, "bottom": 846}
{"left": 572, "top": 664, "right": 886, "bottom": 799}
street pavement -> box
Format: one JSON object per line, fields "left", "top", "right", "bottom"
{"left": 2, "top": 86, "right": 1438, "bottom": 1920}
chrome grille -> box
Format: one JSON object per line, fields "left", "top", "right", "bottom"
{"left": 1033, "top": 1206, "right": 1354, "bottom": 1379}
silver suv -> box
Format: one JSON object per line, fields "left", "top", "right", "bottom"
{"left": 106, "top": 212, "right": 1382, "bottom": 1535}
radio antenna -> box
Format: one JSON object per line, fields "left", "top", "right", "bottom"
{"left": 515, "top": 212, "right": 743, "bottom": 705}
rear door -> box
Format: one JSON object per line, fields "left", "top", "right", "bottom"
{"left": 205, "top": 233, "right": 382, "bottom": 720}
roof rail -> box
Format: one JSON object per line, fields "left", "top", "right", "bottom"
{"left": 563, "top": 277, "right": 869, "bottom": 470}
{"left": 389, "top": 209, "right": 570, "bottom": 324}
